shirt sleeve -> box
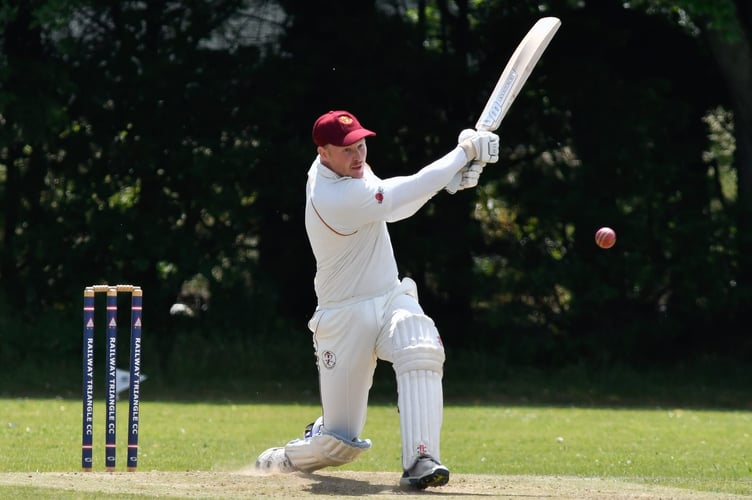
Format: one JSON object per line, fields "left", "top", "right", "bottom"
{"left": 314, "top": 146, "right": 469, "bottom": 231}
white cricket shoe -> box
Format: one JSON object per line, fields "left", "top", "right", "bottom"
{"left": 399, "top": 455, "right": 449, "bottom": 489}
{"left": 255, "top": 447, "right": 296, "bottom": 474}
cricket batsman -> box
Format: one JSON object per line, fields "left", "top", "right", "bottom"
{"left": 255, "top": 110, "right": 499, "bottom": 489}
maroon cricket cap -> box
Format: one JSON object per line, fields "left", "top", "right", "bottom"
{"left": 312, "top": 110, "right": 376, "bottom": 147}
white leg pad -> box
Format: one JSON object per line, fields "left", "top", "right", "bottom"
{"left": 391, "top": 313, "right": 445, "bottom": 470}
{"left": 284, "top": 430, "right": 371, "bottom": 473}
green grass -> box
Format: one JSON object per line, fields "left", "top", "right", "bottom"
{"left": 1, "top": 398, "right": 751, "bottom": 496}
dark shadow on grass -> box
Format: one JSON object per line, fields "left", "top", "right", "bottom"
{"left": 303, "top": 473, "right": 394, "bottom": 496}
{"left": 6, "top": 356, "right": 751, "bottom": 410}
{"left": 303, "top": 472, "right": 500, "bottom": 496}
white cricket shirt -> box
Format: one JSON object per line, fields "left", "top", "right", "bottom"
{"left": 305, "top": 147, "right": 469, "bottom": 307}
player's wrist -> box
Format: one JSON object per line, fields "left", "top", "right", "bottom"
{"left": 458, "top": 141, "right": 476, "bottom": 162}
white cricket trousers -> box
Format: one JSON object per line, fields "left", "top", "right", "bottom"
{"left": 307, "top": 277, "right": 440, "bottom": 442}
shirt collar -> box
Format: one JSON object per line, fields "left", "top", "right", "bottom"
{"left": 315, "top": 155, "right": 344, "bottom": 179}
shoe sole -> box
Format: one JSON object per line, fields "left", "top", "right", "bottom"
{"left": 401, "top": 467, "right": 450, "bottom": 490}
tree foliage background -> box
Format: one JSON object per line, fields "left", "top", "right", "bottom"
{"left": 1, "top": 0, "right": 750, "bottom": 396}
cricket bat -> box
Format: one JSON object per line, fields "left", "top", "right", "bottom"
{"left": 475, "top": 16, "right": 561, "bottom": 132}
{"left": 447, "top": 17, "right": 561, "bottom": 193}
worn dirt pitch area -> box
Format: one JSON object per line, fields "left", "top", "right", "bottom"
{"left": 0, "top": 470, "right": 744, "bottom": 499}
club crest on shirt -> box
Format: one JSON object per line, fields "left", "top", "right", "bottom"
{"left": 375, "top": 187, "right": 384, "bottom": 204}
{"left": 321, "top": 350, "right": 337, "bottom": 369}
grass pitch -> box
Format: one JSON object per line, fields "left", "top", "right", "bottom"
{"left": 1, "top": 399, "right": 750, "bottom": 498}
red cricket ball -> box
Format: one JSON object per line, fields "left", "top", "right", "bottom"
{"left": 595, "top": 227, "right": 616, "bottom": 249}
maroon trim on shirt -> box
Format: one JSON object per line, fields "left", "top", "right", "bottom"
{"left": 310, "top": 200, "right": 357, "bottom": 236}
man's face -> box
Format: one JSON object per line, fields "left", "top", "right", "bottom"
{"left": 318, "top": 139, "right": 368, "bottom": 178}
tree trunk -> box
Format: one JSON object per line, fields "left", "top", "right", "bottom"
{"left": 704, "top": 20, "right": 752, "bottom": 297}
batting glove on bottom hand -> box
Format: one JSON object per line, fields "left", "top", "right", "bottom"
{"left": 458, "top": 128, "right": 500, "bottom": 163}
{"left": 445, "top": 160, "right": 486, "bottom": 194}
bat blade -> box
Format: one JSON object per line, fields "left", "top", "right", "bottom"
{"left": 475, "top": 17, "right": 561, "bottom": 132}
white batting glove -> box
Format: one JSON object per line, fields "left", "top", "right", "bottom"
{"left": 447, "top": 129, "right": 494, "bottom": 194}
{"left": 445, "top": 161, "right": 486, "bottom": 194}
{"left": 458, "top": 128, "right": 500, "bottom": 164}
{"left": 462, "top": 160, "right": 485, "bottom": 187}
